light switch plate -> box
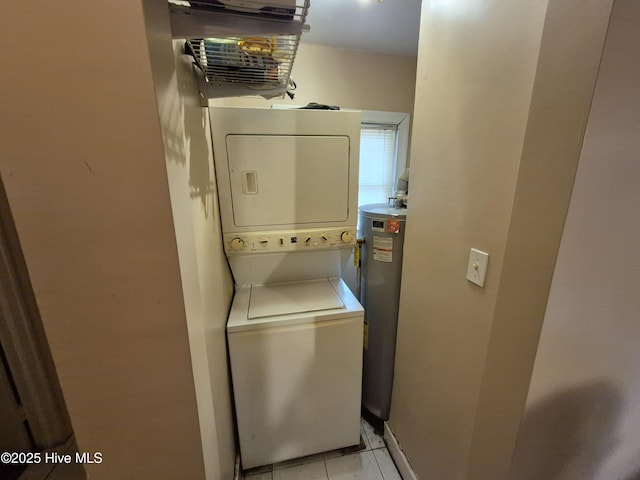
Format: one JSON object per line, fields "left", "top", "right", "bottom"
{"left": 467, "top": 248, "right": 489, "bottom": 287}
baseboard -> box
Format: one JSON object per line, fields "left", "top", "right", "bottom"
{"left": 233, "top": 453, "right": 241, "bottom": 480}
{"left": 384, "top": 422, "right": 419, "bottom": 480}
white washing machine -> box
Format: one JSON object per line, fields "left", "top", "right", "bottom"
{"left": 209, "top": 107, "right": 364, "bottom": 470}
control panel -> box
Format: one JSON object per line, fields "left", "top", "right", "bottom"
{"left": 223, "top": 227, "right": 357, "bottom": 256}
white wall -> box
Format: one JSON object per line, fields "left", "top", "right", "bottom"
{"left": 210, "top": 42, "right": 416, "bottom": 114}
{"left": 142, "top": 3, "right": 237, "bottom": 478}
{"left": 510, "top": 2, "right": 640, "bottom": 479}
{"left": 162, "top": 48, "right": 236, "bottom": 480}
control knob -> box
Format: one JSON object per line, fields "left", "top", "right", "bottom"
{"left": 230, "top": 238, "right": 245, "bottom": 251}
{"left": 340, "top": 231, "right": 353, "bottom": 243}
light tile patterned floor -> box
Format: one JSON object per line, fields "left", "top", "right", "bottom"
{"left": 242, "top": 418, "right": 402, "bottom": 480}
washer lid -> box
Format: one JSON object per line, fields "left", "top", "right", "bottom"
{"left": 248, "top": 279, "right": 344, "bottom": 319}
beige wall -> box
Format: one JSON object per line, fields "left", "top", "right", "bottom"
{"left": 389, "top": 2, "right": 548, "bottom": 477}
{"left": 389, "top": 1, "right": 612, "bottom": 479}
{"left": 510, "top": 2, "right": 640, "bottom": 479}
{"left": 210, "top": 43, "right": 416, "bottom": 114}
{"left": 0, "top": 1, "right": 205, "bottom": 479}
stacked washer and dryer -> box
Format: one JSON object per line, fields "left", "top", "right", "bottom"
{"left": 209, "top": 106, "right": 364, "bottom": 470}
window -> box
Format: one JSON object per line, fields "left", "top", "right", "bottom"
{"left": 358, "top": 111, "right": 410, "bottom": 207}
{"left": 272, "top": 105, "right": 411, "bottom": 209}
{"left": 358, "top": 123, "right": 398, "bottom": 206}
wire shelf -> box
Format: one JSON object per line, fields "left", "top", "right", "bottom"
{"left": 186, "top": 0, "right": 309, "bottom": 23}
{"left": 185, "top": 34, "right": 298, "bottom": 90}
{"left": 171, "top": 1, "right": 308, "bottom": 99}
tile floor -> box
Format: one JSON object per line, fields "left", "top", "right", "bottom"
{"left": 241, "top": 418, "right": 402, "bottom": 480}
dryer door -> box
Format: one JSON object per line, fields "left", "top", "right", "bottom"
{"left": 225, "top": 135, "right": 351, "bottom": 227}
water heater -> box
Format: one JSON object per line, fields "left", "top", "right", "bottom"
{"left": 359, "top": 203, "right": 407, "bottom": 423}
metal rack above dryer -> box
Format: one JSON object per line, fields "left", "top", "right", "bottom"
{"left": 169, "top": 1, "right": 310, "bottom": 103}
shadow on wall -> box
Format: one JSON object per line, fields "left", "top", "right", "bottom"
{"left": 175, "top": 51, "right": 216, "bottom": 215}
{"left": 509, "top": 381, "right": 622, "bottom": 480}
{"left": 185, "top": 105, "right": 215, "bottom": 214}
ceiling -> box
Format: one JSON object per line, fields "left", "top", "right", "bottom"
{"left": 300, "top": 0, "right": 422, "bottom": 56}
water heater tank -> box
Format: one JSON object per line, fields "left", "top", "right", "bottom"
{"left": 359, "top": 203, "right": 407, "bottom": 423}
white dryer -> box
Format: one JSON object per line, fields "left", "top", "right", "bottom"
{"left": 210, "top": 107, "right": 364, "bottom": 470}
